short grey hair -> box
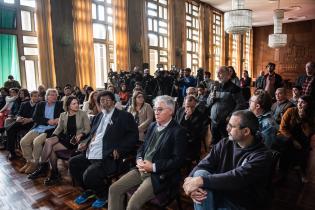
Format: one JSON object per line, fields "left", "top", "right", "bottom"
{"left": 154, "top": 95, "right": 175, "bottom": 113}
{"left": 45, "top": 88, "right": 58, "bottom": 100}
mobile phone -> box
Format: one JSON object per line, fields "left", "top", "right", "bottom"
{"left": 70, "top": 136, "right": 77, "bottom": 145}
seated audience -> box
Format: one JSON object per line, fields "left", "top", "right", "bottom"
{"left": 6, "top": 91, "right": 39, "bottom": 160}
{"left": 19, "top": 89, "right": 63, "bottom": 174}
{"left": 61, "top": 86, "right": 72, "bottom": 110}
{"left": 107, "top": 85, "right": 122, "bottom": 110}
{"left": 271, "top": 88, "right": 294, "bottom": 127}
{"left": 108, "top": 95, "right": 187, "bottom": 210}
{"left": 275, "top": 95, "right": 315, "bottom": 183}
{"left": 73, "top": 86, "right": 85, "bottom": 104}
{"left": 289, "top": 85, "right": 302, "bottom": 106}
{"left": 201, "top": 71, "right": 214, "bottom": 92}
{"left": 82, "top": 91, "right": 100, "bottom": 116}
{"left": 83, "top": 86, "right": 94, "bottom": 102}
{"left": 128, "top": 91, "right": 153, "bottom": 142}
{"left": 4, "top": 88, "right": 30, "bottom": 128}
{"left": 28, "top": 96, "right": 91, "bottom": 185}
{"left": 118, "top": 83, "right": 129, "bottom": 105}
{"left": 196, "top": 84, "right": 208, "bottom": 106}
{"left": 0, "top": 87, "right": 9, "bottom": 110}
{"left": 37, "top": 85, "right": 46, "bottom": 101}
{"left": 69, "top": 91, "right": 138, "bottom": 208}
{"left": 249, "top": 90, "right": 277, "bottom": 148}
{"left": 175, "top": 95, "right": 208, "bottom": 161}
{"left": 183, "top": 110, "right": 272, "bottom": 210}
{"left": 0, "top": 88, "right": 19, "bottom": 129}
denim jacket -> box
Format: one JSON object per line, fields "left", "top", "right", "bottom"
{"left": 257, "top": 111, "right": 277, "bottom": 148}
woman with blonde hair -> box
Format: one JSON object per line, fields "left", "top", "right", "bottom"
{"left": 82, "top": 91, "right": 100, "bottom": 116}
{"left": 128, "top": 91, "right": 153, "bottom": 142}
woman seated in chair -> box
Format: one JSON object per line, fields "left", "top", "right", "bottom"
{"left": 276, "top": 95, "right": 315, "bottom": 183}
{"left": 128, "top": 91, "right": 153, "bottom": 143}
{"left": 28, "top": 96, "right": 91, "bottom": 185}
{"left": 82, "top": 91, "right": 100, "bottom": 117}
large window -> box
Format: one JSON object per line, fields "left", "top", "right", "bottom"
{"left": 211, "top": 11, "right": 222, "bottom": 73}
{"left": 146, "top": 0, "right": 168, "bottom": 73}
{"left": 0, "top": 0, "right": 39, "bottom": 91}
{"left": 243, "top": 30, "right": 251, "bottom": 74}
{"left": 92, "top": 0, "right": 114, "bottom": 88}
{"left": 186, "top": 1, "right": 199, "bottom": 73}
{"left": 231, "top": 34, "right": 239, "bottom": 72}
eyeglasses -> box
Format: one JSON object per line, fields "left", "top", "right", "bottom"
{"left": 226, "top": 123, "right": 244, "bottom": 130}
{"left": 153, "top": 107, "right": 169, "bottom": 113}
{"left": 100, "top": 98, "right": 113, "bottom": 102}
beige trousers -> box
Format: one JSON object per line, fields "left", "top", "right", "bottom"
{"left": 108, "top": 169, "right": 155, "bottom": 210}
{"left": 20, "top": 130, "right": 47, "bottom": 162}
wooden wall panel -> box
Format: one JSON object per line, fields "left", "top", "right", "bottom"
{"left": 50, "top": 0, "right": 76, "bottom": 87}
{"left": 253, "top": 20, "right": 315, "bottom": 82}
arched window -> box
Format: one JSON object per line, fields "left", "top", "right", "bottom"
{"left": 0, "top": 0, "right": 39, "bottom": 90}
{"left": 186, "top": 1, "right": 199, "bottom": 73}
{"left": 146, "top": 0, "right": 168, "bottom": 73}
{"left": 92, "top": 0, "right": 114, "bottom": 88}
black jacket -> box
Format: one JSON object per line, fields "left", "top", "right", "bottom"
{"left": 84, "top": 108, "right": 138, "bottom": 159}
{"left": 190, "top": 137, "right": 272, "bottom": 209}
{"left": 32, "top": 101, "right": 64, "bottom": 136}
{"left": 137, "top": 120, "right": 187, "bottom": 194}
{"left": 18, "top": 101, "right": 37, "bottom": 118}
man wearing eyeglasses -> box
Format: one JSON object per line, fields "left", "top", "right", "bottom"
{"left": 183, "top": 110, "right": 272, "bottom": 210}
{"left": 69, "top": 91, "right": 138, "bottom": 209}
{"left": 108, "top": 95, "right": 187, "bottom": 210}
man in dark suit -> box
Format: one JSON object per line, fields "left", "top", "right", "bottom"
{"left": 175, "top": 95, "right": 209, "bottom": 162}
{"left": 19, "top": 88, "right": 63, "bottom": 174}
{"left": 6, "top": 90, "right": 39, "bottom": 160}
{"left": 69, "top": 91, "right": 138, "bottom": 209}
{"left": 108, "top": 95, "right": 187, "bottom": 210}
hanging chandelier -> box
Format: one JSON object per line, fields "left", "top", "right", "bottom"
{"left": 268, "top": 9, "right": 287, "bottom": 48}
{"left": 224, "top": 0, "right": 252, "bottom": 34}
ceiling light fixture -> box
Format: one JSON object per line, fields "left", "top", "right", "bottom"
{"left": 268, "top": 8, "right": 287, "bottom": 48}
{"left": 224, "top": 0, "right": 252, "bottom": 34}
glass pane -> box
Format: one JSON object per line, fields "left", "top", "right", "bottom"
{"left": 107, "top": 7, "right": 112, "bottom": 15}
{"left": 108, "top": 26, "right": 113, "bottom": 41}
{"left": 24, "top": 47, "right": 38, "bottom": 55}
{"left": 108, "top": 16, "right": 113, "bottom": 23}
{"left": 106, "top": 0, "right": 111, "bottom": 3}
{"left": 20, "top": 0, "right": 36, "bottom": 8}
{"left": 148, "top": 2, "right": 157, "bottom": 9}
{"left": 153, "top": 19, "right": 157, "bottom": 32}
{"left": 92, "top": 3, "right": 97, "bottom": 19}
{"left": 187, "top": 53, "right": 192, "bottom": 68}
{"left": 98, "top": 5, "right": 105, "bottom": 21}
{"left": 0, "top": 7, "right": 16, "bottom": 29}
{"left": 23, "top": 36, "right": 38, "bottom": 44}
{"left": 94, "top": 43, "right": 107, "bottom": 88}
{"left": 4, "top": 0, "right": 14, "bottom": 4}
{"left": 93, "top": 23, "right": 106, "bottom": 39}
{"left": 21, "top": 10, "right": 32, "bottom": 31}
{"left": 25, "top": 60, "right": 37, "bottom": 91}
{"left": 148, "top": 33, "right": 158, "bottom": 46}
{"left": 149, "top": 49, "right": 158, "bottom": 74}
{"left": 148, "top": 9, "right": 157, "bottom": 16}
{"left": 159, "top": 27, "right": 167, "bottom": 34}
{"left": 160, "top": 0, "right": 167, "bottom": 5}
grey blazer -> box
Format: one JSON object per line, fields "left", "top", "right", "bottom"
{"left": 53, "top": 109, "right": 91, "bottom": 136}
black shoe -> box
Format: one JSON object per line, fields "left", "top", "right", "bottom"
{"left": 28, "top": 162, "right": 49, "bottom": 180}
{"left": 44, "top": 171, "right": 61, "bottom": 186}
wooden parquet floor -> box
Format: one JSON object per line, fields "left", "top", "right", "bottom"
{"left": 0, "top": 148, "right": 315, "bottom": 210}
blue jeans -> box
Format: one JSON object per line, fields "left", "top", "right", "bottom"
{"left": 193, "top": 170, "right": 245, "bottom": 210}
